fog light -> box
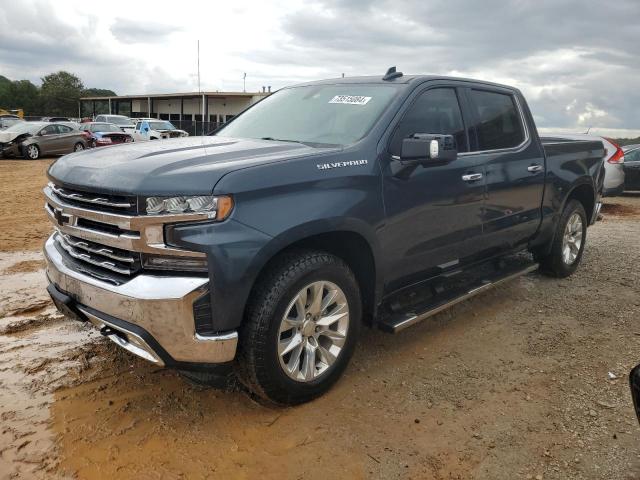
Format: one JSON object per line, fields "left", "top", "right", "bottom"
{"left": 142, "top": 254, "right": 208, "bottom": 272}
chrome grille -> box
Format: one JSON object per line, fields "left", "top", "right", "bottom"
{"left": 45, "top": 183, "right": 208, "bottom": 284}
{"left": 50, "top": 184, "right": 137, "bottom": 214}
{"left": 55, "top": 233, "right": 140, "bottom": 277}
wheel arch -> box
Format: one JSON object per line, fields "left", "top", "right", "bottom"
{"left": 564, "top": 182, "right": 596, "bottom": 222}
{"left": 248, "top": 227, "right": 380, "bottom": 325}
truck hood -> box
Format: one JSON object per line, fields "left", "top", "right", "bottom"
{"left": 48, "top": 136, "right": 338, "bottom": 195}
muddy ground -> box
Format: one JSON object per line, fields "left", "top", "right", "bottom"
{"left": 0, "top": 158, "right": 639, "bottom": 480}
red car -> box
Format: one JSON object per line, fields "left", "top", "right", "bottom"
{"left": 80, "top": 122, "right": 133, "bottom": 147}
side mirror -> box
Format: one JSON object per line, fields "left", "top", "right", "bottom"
{"left": 400, "top": 134, "right": 458, "bottom": 163}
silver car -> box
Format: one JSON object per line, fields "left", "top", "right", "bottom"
{"left": 0, "top": 122, "right": 88, "bottom": 160}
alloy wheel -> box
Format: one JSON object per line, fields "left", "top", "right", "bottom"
{"left": 277, "top": 281, "right": 349, "bottom": 382}
{"left": 562, "top": 212, "right": 583, "bottom": 265}
{"left": 27, "top": 145, "right": 39, "bottom": 159}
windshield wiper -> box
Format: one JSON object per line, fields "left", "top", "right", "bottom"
{"left": 260, "top": 137, "right": 304, "bottom": 144}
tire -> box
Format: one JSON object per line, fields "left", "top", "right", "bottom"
{"left": 23, "top": 144, "right": 40, "bottom": 160}
{"left": 73, "top": 142, "right": 85, "bottom": 152}
{"left": 538, "top": 199, "right": 587, "bottom": 278}
{"left": 236, "top": 250, "right": 362, "bottom": 405}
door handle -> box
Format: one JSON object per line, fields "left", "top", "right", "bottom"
{"left": 462, "top": 173, "right": 483, "bottom": 182}
{"left": 527, "top": 164, "right": 543, "bottom": 173}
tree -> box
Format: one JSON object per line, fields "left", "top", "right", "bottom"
{"left": 0, "top": 79, "right": 42, "bottom": 115}
{"left": 81, "top": 88, "right": 117, "bottom": 97}
{"left": 40, "top": 71, "right": 84, "bottom": 117}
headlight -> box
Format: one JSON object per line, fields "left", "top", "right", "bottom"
{"left": 145, "top": 195, "right": 233, "bottom": 219}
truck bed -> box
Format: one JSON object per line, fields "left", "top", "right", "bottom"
{"left": 540, "top": 136, "right": 605, "bottom": 161}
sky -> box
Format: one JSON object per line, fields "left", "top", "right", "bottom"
{"left": 1, "top": 0, "right": 639, "bottom": 137}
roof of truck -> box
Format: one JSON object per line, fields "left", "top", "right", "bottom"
{"left": 292, "top": 74, "right": 520, "bottom": 92}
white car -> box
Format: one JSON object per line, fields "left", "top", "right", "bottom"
{"left": 132, "top": 119, "right": 189, "bottom": 141}
{"left": 94, "top": 114, "right": 136, "bottom": 132}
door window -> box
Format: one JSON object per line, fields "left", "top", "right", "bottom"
{"left": 389, "top": 88, "right": 468, "bottom": 156}
{"left": 469, "top": 90, "right": 525, "bottom": 151}
{"left": 625, "top": 149, "right": 640, "bottom": 161}
{"left": 57, "top": 125, "right": 72, "bottom": 133}
{"left": 41, "top": 125, "right": 58, "bottom": 135}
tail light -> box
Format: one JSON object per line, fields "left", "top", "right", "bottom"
{"left": 605, "top": 138, "right": 624, "bottom": 164}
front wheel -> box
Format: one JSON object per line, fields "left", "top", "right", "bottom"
{"left": 24, "top": 144, "right": 40, "bottom": 160}
{"left": 236, "top": 250, "right": 361, "bottom": 405}
{"left": 73, "top": 142, "right": 85, "bottom": 152}
{"left": 538, "top": 199, "right": 587, "bottom": 277}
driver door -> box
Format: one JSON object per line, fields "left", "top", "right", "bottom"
{"left": 379, "top": 86, "right": 487, "bottom": 292}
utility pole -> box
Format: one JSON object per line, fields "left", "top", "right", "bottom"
{"left": 243, "top": 72, "right": 246, "bottom": 92}
{"left": 198, "top": 40, "right": 205, "bottom": 135}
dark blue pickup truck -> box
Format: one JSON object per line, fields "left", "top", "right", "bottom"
{"left": 44, "top": 68, "right": 605, "bottom": 404}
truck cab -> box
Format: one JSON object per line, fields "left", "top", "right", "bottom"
{"left": 44, "top": 69, "right": 604, "bottom": 404}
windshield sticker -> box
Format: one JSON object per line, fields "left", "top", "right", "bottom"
{"left": 329, "top": 95, "right": 372, "bottom": 105}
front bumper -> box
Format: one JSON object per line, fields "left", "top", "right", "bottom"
{"left": 44, "top": 235, "right": 238, "bottom": 367}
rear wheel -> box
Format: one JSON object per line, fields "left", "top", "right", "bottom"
{"left": 236, "top": 250, "right": 361, "bottom": 405}
{"left": 24, "top": 144, "right": 40, "bottom": 160}
{"left": 538, "top": 199, "right": 587, "bottom": 277}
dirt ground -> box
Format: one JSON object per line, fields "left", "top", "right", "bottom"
{"left": 1, "top": 159, "right": 639, "bottom": 480}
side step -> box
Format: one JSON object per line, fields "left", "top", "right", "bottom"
{"left": 378, "top": 262, "right": 539, "bottom": 333}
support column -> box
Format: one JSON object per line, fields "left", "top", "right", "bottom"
{"left": 108, "top": 98, "right": 112, "bottom": 114}
{"left": 92, "top": 100, "right": 96, "bottom": 119}
{"left": 147, "top": 97, "right": 151, "bottom": 117}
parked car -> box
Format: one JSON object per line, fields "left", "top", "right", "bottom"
{"left": 41, "top": 116, "right": 71, "bottom": 122}
{"left": 94, "top": 114, "right": 135, "bottom": 131}
{"left": 0, "top": 121, "right": 87, "bottom": 159}
{"left": 44, "top": 70, "right": 605, "bottom": 404}
{"left": 622, "top": 144, "right": 640, "bottom": 191}
{"left": 132, "top": 119, "right": 189, "bottom": 141}
{"left": 80, "top": 122, "right": 134, "bottom": 147}
{"left": 0, "top": 117, "right": 22, "bottom": 130}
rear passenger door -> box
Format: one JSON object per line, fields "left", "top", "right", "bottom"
{"left": 463, "top": 87, "right": 545, "bottom": 252}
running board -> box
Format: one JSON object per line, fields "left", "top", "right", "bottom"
{"left": 379, "top": 263, "right": 539, "bottom": 333}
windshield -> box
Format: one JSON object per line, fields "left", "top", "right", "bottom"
{"left": 148, "top": 121, "right": 175, "bottom": 130}
{"left": 216, "top": 84, "right": 400, "bottom": 146}
{"left": 3, "top": 122, "right": 43, "bottom": 134}
{"left": 1, "top": 118, "right": 21, "bottom": 127}
{"left": 108, "top": 116, "right": 132, "bottom": 126}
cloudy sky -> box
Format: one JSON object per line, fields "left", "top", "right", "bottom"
{"left": 1, "top": 0, "right": 639, "bottom": 136}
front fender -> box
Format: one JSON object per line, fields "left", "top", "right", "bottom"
{"left": 168, "top": 216, "right": 381, "bottom": 332}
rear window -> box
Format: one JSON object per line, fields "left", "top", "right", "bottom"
{"left": 469, "top": 90, "right": 525, "bottom": 151}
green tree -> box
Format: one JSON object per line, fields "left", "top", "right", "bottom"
{"left": 0, "top": 75, "right": 11, "bottom": 108}
{"left": 8, "top": 80, "right": 42, "bottom": 115}
{"left": 81, "top": 88, "right": 117, "bottom": 97}
{"left": 40, "top": 71, "right": 84, "bottom": 117}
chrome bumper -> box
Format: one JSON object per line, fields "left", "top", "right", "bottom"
{"left": 44, "top": 235, "right": 238, "bottom": 365}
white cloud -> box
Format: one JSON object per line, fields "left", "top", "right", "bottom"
{"left": 0, "top": 0, "right": 638, "bottom": 133}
